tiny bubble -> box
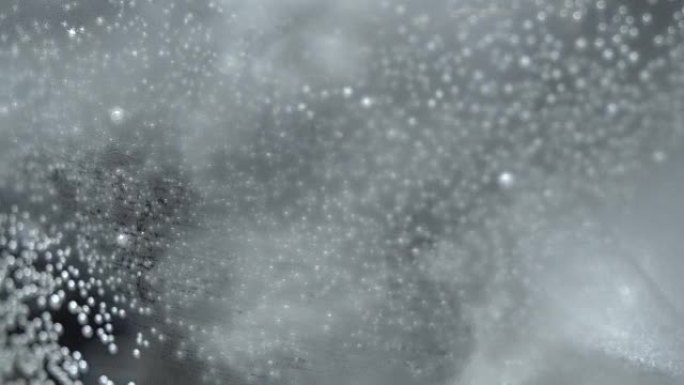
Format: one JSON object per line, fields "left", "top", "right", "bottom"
{"left": 360, "top": 97, "right": 373, "bottom": 108}
{"left": 497, "top": 172, "right": 515, "bottom": 189}
{"left": 116, "top": 233, "right": 129, "bottom": 247}
{"left": 109, "top": 107, "right": 125, "bottom": 124}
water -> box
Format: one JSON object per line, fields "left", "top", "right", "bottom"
{"left": 2, "top": 1, "right": 684, "bottom": 384}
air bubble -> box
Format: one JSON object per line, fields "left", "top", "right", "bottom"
{"left": 116, "top": 233, "right": 129, "bottom": 247}
{"left": 360, "top": 96, "right": 374, "bottom": 108}
{"left": 109, "top": 107, "right": 125, "bottom": 124}
{"left": 82, "top": 325, "right": 93, "bottom": 338}
{"left": 497, "top": 172, "right": 515, "bottom": 189}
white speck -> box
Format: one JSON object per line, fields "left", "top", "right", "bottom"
{"left": 342, "top": 87, "right": 354, "bottom": 98}
{"left": 109, "top": 107, "right": 125, "bottom": 124}
{"left": 67, "top": 28, "right": 77, "bottom": 39}
{"left": 360, "top": 96, "right": 373, "bottom": 108}
{"left": 116, "top": 233, "right": 129, "bottom": 247}
{"left": 132, "top": 348, "right": 141, "bottom": 359}
{"left": 497, "top": 172, "right": 515, "bottom": 188}
{"left": 519, "top": 55, "right": 531, "bottom": 68}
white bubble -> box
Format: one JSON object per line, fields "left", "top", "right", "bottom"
{"left": 360, "top": 96, "right": 373, "bottom": 108}
{"left": 68, "top": 300, "right": 79, "bottom": 313}
{"left": 642, "top": 13, "right": 653, "bottom": 25}
{"left": 575, "top": 37, "right": 587, "bottom": 50}
{"left": 49, "top": 293, "right": 62, "bottom": 310}
{"left": 82, "top": 325, "right": 93, "bottom": 338}
{"left": 109, "top": 107, "right": 125, "bottom": 124}
{"left": 628, "top": 51, "right": 639, "bottom": 63}
{"left": 602, "top": 49, "right": 614, "bottom": 61}
{"left": 497, "top": 172, "right": 515, "bottom": 188}
{"left": 116, "top": 233, "right": 129, "bottom": 247}
{"left": 519, "top": 55, "right": 531, "bottom": 68}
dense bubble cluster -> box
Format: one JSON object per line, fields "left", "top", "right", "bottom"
{"left": 2, "top": 0, "right": 684, "bottom": 384}
{"left": 0, "top": 205, "right": 145, "bottom": 384}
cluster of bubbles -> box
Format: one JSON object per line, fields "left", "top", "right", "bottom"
{"left": 2, "top": 0, "right": 684, "bottom": 384}
{"left": 0, "top": 207, "right": 80, "bottom": 385}
{"left": 179, "top": 0, "right": 684, "bottom": 383}
{"left": 0, "top": 205, "right": 142, "bottom": 385}
{"left": 0, "top": 116, "right": 209, "bottom": 384}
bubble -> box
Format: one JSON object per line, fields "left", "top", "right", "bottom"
{"left": 116, "top": 233, "right": 129, "bottom": 247}
{"left": 652, "top": 151, "right": 667, "bottom": 164}
{"left": 628, "top": 51, "right": 639, "bottom": 63}
{"left": 572, "top": 11, "right": 582, "bottom": 21}
{"left": 82, "top": 325, "right": 93, "bottom": 338}
{"left": 77, "top": 312, "right": 88, "bottom": 325}
{"left": 109, "top": 107, "right": 125, "bottom": 124}
{"left": 519, "top": 55, "right": 531, "bottom": 68}
{"left": 78, "top": 359, "right": 88, "bottom": 373}
{"left": 360, "top": 96, "right": 373, "bottom": 108}
{"left": 575, "top": 37, "right": 588, "bottom": 50}
{"left": 497, "top": 172, "right": 515, "bottom": 189}
{"left": 618, "top": 285, "right": 635, "bottom": 305}
{"left": 49, "top": 293, "right": 62, "bottom": 310}
{"left": 602, "top": 49, "right": 615, "bottom": 61}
